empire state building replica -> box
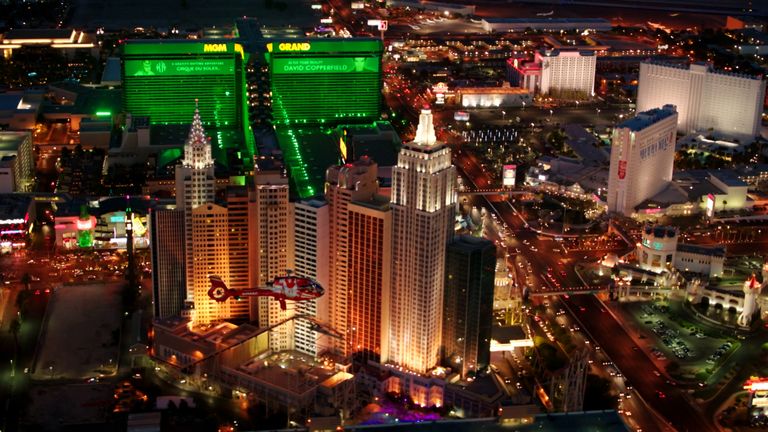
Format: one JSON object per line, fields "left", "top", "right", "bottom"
{"left": 383, "top": 107, "right": 457, "bottom": 374}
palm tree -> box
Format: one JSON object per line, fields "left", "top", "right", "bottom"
{"left": 20, "top": 273, "right": 31, "bottom": 291}
{"left": 10, "top": 318, "right": 20, "bottom": 353}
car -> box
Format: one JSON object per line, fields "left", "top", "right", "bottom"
{"left": 653, "top": 370, "right": 661, "bottom": 377}
{"left": 656, "top": 391, "right": 666, "bottom": 398}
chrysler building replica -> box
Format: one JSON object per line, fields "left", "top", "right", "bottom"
{"left": 175, "top": 100, "right": 216, "bottom": 309}
{"left": 383, "top": 107, "right": 457, "bottom": 374}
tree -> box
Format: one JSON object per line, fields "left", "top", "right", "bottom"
{"left": 20, "top": 273, "right": 31, "bottom": 291}
{"left": 9, "top": 318, "right": 20, "bottom": 351}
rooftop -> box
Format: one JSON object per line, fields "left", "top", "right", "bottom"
{"left": 0, "top": 131, "right": 30, "bottom": 153}
{"left": 618, "top": 105, "right": 677, "bottom": 132}
{"left": 491, "top": 325, "right": 527, "bottom": 344}
{"left": 342, "top": 410, "right": 627, "bottom": 431}
{"left": 3, "top": 28, "right": 76, "bottom": 41}
{"left": 483, "top": 17, "right": 610, "bottom": 24}
{"left": 677, "top": 243, "right": 726, "bottom": 257}
{"left": 711, "top": 170, "right": 748, "bottom": 188}
{"left": 0, "top": 193, "right": 32, "bottom": 221}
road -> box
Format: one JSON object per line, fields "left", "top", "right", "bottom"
{"left": 449, "top": 125, "right": 715, "bottom": 431}
{"left": 564, "top": 294, "right": 717, "bottom": 432}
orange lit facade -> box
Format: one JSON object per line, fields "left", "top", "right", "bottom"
{"left": 347, "top": 198, "right": 391, "bottom": 361}
{"left": 225, "top": 186, "right": 254, "bottom": 321}
{"left": 253, "top": 159, "right": 294, "bottom": 351}
{"left": 325, "top": 157, "right": 379, "bottom": 357}
{"left": 191, "top": 203, "right": 231, "bottom": 324}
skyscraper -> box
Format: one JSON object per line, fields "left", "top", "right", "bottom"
{"left": 607, "top": 105, "right": 678, "bottom": 217}
{"left": 325, "top": 157, "right": 379, "bottom": 357}
{"left": 175, "top": 100, "right": 215, "bottom": 308}
{"left": 347, "top": 196, "right": 392, "bottom": 362}
{"left": 149, "top": 208, "right": 186, "bottom": 318}
{"left": 253, "top": 157, "right": 294, "bottom": 351}
{"left": 191, "top": 203, "right": 230, "bottom": 324}
{"left": 637, "top": 61, "right": 766, "bottom": 140}
{"left": 293, "top": 199, "right": 330, "bottom": 357}
{"left": 225, "top": 185, "right": 255, "bottom": 320}
{"left": 384, "top": 108, "right": 457, "bottom": 374}
{"left": 442, "top": 235, "right": 496, "bottom": 378}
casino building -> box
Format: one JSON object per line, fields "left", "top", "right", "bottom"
{"left": 121, "top": 40, "right": 254, "bottom": 170}
{"left": 266, "top": 39, "right": 383, "bottom": 125}
{"left": 607, "top": 105, "right": 678, "bottom": 217}
{"left": 122, "top": 40, "right": 247, "bottom": 127}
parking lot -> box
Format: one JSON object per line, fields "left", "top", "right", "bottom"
{"left": 623, "top": 301, "right": 735, "bottom": 371}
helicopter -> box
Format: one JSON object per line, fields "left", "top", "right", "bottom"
{"left": 208, "top": 271, "right": 324, "bottom": 310}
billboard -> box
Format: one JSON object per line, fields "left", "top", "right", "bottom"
{"left": 272, "top": 57, "right": 379, "bottom": 74}
{"left": 454, "top": 111, "right": 470, "bottom": 121}
{"left": 706, "top": 193, "right": 715, "bottom": 218}
{"left": 125, "top": 59, "right": 234, "bottom": 76}
{"left": 503, "top": 164, "right": 517, "bottom": 187}
{"left": 617, "top": 160, "right": 627, "bottom": 180}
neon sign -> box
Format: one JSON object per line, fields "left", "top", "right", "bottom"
{"left": 278, "top": 42, "right": 311, "bottom": 52}
{"left": 744, "top": 377, "right": 768, "bottom": 391}
{"left": 203, "top": 43, "right": 227, "bottom": 53}
{"left": 77, "top": 219, "right": 93, "bottom": 231}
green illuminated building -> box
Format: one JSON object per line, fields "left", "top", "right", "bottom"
{"left": 122, "top": 40, "right": 254, "bottom": 169}
{"left": 267, "top": 39, "right": 383, "bottom": 125}
{"left": 123, "top": 41, "right": 247, "bottom": 128}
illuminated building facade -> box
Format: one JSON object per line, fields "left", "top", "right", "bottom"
{"left": 293, "top": 199, "right": 330, "bottom": 357}
{"left": 347, "top": 197, "right": 392, "bottom": 361}
{"left": 267, "top": 39, "right": 383, "bottom": 125}
{"left": 538, "top": 50, "right": 596, "bottom": 97}
{"left": 325, "top": 157, "right": 379, "bottom": 357}
{"left": 0, "top": 131, "right": 34, "bottom": 193}
{"left": 253, "top": 158, "right": 294, "bottom": 351}
{"left": 225, "top": 186, "right": 255, "bottom": 321}
{"left": 191, "top": 203, "right": 231, "bottom": 324}
{"left": 607, "top": 105, "right": 677, "bottom": 217}
{"left": 636, "top": 225, "right": 678, "bottom": 274}
{"left": 442, "top": 236, "right": 496, "bottom": 378}
{"left": 150, "top": 209, "right": 186, "bottom": 318}
{"left": 175, "top": 103, "right": 216, "bottom": 307}
{"left": 637, "top": 62, "right": 767, "bottom": 139}
{"left": 384, "top": 108, "right": 457, "bottom": 374}
{"left": 123, "top": 41, "right": 246, "bottom": 127}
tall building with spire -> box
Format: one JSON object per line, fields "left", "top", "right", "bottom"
{"left": 175, "top": 100, "right": 216, "bottom": 310}
{"left": 383, "top": 108, "right": 457, "bottom": 374}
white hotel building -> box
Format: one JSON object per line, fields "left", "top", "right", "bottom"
{"left": 538, "top": 50, "right": 596, "bottom": 96}
{"left": 292, "top": 199, "right": 330, "bottom": 357}
{"left": 608, "top": 105, "right": 678, "bottom": 217}
{"left": 637, "top": 62, "right": 766, "bottom": 141}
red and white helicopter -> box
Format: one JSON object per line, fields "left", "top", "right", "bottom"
{"left": 208, "top": 271, "right": 324, "bottom": 310}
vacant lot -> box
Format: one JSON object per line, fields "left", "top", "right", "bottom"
{"left": 34, "top": 282, "right": 122, "bottom": 380}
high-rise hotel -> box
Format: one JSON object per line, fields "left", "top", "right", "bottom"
{"left": 607, "top": 105, "right": 678, "bottom": 217}
{"left": 383, "top": 108, "right": 457, "bottom": 375}
{"left": 174, "top": 102, "right": 216, "bottom": 316}
{"left": 637, "top": 61, "right": 766, "bottom": 140}
{"left": 325, "top": 157, "right": 379, "bottom": 357}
